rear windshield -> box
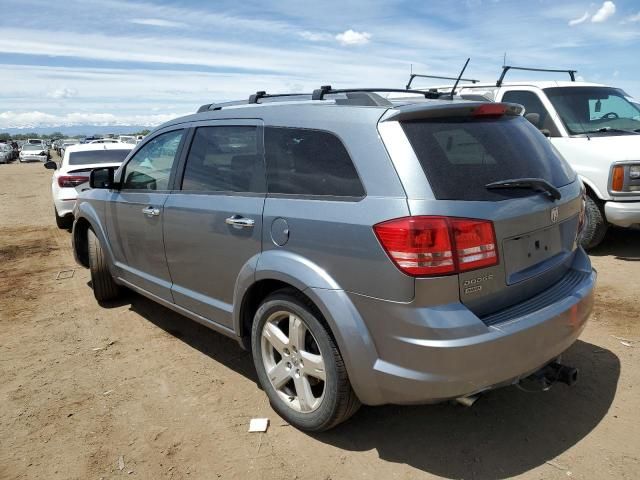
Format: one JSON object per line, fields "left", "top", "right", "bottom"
{"left": 68, "top": 149, "right": 131, "bottom": 165}
{"left": 401, "top": 116, "right": 575, "bottom": 201}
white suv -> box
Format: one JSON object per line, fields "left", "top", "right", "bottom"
{"left": 45, "top": 142, "right": 134, "bottom": 228}
{"left": 436, "top": 67, "right": 640, "bottom": 248}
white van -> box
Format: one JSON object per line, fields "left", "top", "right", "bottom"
{"left": 436, "top": 67, "right": 640, "bottom": 248}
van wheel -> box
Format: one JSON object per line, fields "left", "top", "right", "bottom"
{"left": 54, "top": 207, "right": 72, "bottom": 229}
{"left": 88, "top": 229, "right": 120, "bottom": 302}
{"left": 251, "top": 290, "right": 360, "bottom": 431}
{"left": 579, "top": 195, "right": 608, "bottom": 250}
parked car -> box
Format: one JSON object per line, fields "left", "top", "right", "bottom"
{"left": 0, "top": 143, "right": 13, "bottom": 163}
{"left": 19, "top": 144, "right": 49, "bottom": 162}
{"left": 72, "top": 87, "right": 595, "bottom": 431}
{"left": 118, "top": 135, "right": 137, "bottom": 144}
{"left": 44, "top": 143, "right": 135, "bottom": 229}
{"left": 438, "top": 66, "right": 640, "bottom": 249}
{"left": 87, "top": 138, "right": 121, "bottom": 144}
{"left": 59, "top": 139, "right": 80, "bottom": 158}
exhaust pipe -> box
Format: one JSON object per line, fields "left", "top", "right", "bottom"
{"left": 455, "top": 394, "right": 480, "bottom": 407}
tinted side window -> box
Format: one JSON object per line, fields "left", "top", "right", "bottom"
{"left": 181, "top": 126, "right": 264, "bottom": 193}
{"left": 122, "top": 130, "right": 184, "bottom": 190}
{"left": 502, "top": 90, "right": 559, "bottom": 136}
{"left": 265, "top": 127, "right": 365, "bottom": 198}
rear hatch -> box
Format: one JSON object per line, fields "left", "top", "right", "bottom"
{"left": 395, "top": 104, "right": 584, "bottom": 317}
{"left": 63, "top": 147, "right": 132, "bottom": 194}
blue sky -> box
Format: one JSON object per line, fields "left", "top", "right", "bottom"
{"left": 0, "top": 0, "right": 639, "bottom": 128}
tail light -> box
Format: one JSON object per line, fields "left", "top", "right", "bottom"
{"left": 373, "top": 216, "right": 498, "bottom": 277}
{"left": 472, "top": 104, "right": 506, "bottom": 117}
{"left": 58, "top": 175, "right": 87, "bottom": 188}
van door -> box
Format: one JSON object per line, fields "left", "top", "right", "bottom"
{"left": 106, "top": 128, "right": 186, "bottom": 301}
{"left": 163, "top": 121, "right": 265, "bottom": 328}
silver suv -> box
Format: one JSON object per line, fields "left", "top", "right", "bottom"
{"left": 73, "top": 87, "right": 596, "bottom": 431}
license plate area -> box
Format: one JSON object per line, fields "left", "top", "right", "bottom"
{"left": 503, "top": 225, "right": 563, "bottom": 285}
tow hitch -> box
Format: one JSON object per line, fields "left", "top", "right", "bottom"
{"left": 523, "top": 361, "right": 579, "bottom": 391}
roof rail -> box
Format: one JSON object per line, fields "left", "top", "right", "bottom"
{"left": 496, "top": 65, "right": 577, "bottom": 87}
{"left": 311, "top": 85, "right": 441, "bottom": 101}
{"left": 406, "top": 73, "right": 479, "bottom": 90}
{"left": 247, "top": 91, "right": 312, "bottom": 104}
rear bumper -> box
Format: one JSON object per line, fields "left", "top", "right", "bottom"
{"left": 605, "top": 200, "right": 640, "bottom": 227}
{"left": 342, "top": 249, "right": 596, "bottom": 405}
{"left": 54, "top": 197, "right": 77, "bottom": 218}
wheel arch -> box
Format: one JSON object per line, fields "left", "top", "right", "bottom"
{"left": 233, "top": 250, "right": 383, "bottom": 405}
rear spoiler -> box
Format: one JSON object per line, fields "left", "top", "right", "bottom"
{"left": 380, "top": 102, "right": 524, "bottom": 123}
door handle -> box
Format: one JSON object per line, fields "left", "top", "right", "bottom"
{"left": 225, "top": 215, "right": 255, "bottom": 229}
{"left": 142, "top": 206, "right": 161, "bottom": 217}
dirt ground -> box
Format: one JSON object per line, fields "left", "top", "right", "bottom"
{"left": 1, "top": 161, "right": 639, "bottom": 480}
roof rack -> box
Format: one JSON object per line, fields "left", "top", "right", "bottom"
{"left": 406, "top": 73, "right": 479, "bottom": 90}
{"left": 496, "top": 66, "right": 577, "bottom": 87}
{"left": 311, "top": 86, "right": 441, "bottom": 101}
{"left": 196, "top": 86, "right": 443, "bottom": 113}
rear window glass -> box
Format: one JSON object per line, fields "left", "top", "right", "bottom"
{"left": 68, "top": 149, "right": 131, "bottom": 165}
{"left": 401, "top": 116, "right": 575, "bottom": 201}
{"left": 265, "top": 127, "right": 365, "bottom": 198}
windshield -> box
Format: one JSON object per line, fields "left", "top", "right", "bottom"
{"left": 545, "top": 86, "right": 640, "bottom": 135}
{"left": 401, "top": 115, "right": 575, "bottom": 201}
{"left": 68, "top": 149, "right": 131, "bottom": 165}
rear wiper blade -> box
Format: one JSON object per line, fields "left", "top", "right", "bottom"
{"left": 582, "top": 127, "right": 640, "bottom": 135}
{"left": 485, "top": 178, "right": 561, "bottom": 201}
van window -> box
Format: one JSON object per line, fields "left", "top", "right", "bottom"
{"left": 265, "top": 127, "right": 365, "bottom": 198}
{"left": 402, "top": 116, "right": 575, "bottom": 201}
{"left": 502, "top": 90, "right": 560, "bottom": 136}
{"left": 545, "top": 86, "right": 640, "bottom": 135}
{"left": 181, "top": 126, "right": 264, "bottom": 193}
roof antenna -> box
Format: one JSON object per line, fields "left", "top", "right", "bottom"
{"left": 503, "top": 52, "right": 507, "bottom": 67}
{"left": 449, "top": 58, "right": 470, "bottom": 100}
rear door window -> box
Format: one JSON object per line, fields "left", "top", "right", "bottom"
{"left": 181, "top": 126, "right": 264, "bottom": 193}
{"left": 265, "top": 127, "right": 365, "bottom": 198}
{"left": 401, "top": 116, "right": 575, "bottom": 201}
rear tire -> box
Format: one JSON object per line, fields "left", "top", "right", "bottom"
{"left": 251, "top": 290, "right": 360, "bottom": 431}
{"left": 54, "top": 208, "right": 72, "bottom": 229}
{"left": 88, "top": 229, "right": 120, "bottom": 302}
{"left": 579, "top": 195, "right": 608, "bottom": 250}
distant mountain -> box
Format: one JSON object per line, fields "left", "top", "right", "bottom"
{"left": 0, "top": 125, "right": 153, "bottom": 136}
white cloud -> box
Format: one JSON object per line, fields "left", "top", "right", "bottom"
{"left": 0, "top": 110, "right": 181, "bottom": 129}
{"left": 625, "top": 12, "right": 640, "bottom": 22}
{"left": 130, "top": 18, "right": 186, "bottom": 28}
{"left": 335, "top": 29, "right": 371, "bottom": 46}
{"left": 568, "top": 12, "right": 590, "bottom": 26}
{"left": 299, "top": 31, "right": 333, "bottom": 42}
{"left": 46, "top": 88, "right": 78, "bottom": 99}
{"left": 592, "top": 1, "right": 616, "bottom": 23}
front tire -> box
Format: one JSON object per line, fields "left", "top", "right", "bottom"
{"left": 251, "top": 290, "right": 360, "bottom": 431}
{"left": 579, "top": 195, "right": 608, "bottom": 250}
{"left": 88, "top": 229, "right": 120, "bottom": 302}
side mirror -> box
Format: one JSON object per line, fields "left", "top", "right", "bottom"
{"left": 524, "top": 112, "right": 541, "bottom": 128}
{"left": 90, "top": 167, "right": 115, "bottom": 189}
{"left": 540, "top": 129, "right": 551, "bottom": 138}
{"left": 44, "top": 160, "right": 57, "bottom": 170}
